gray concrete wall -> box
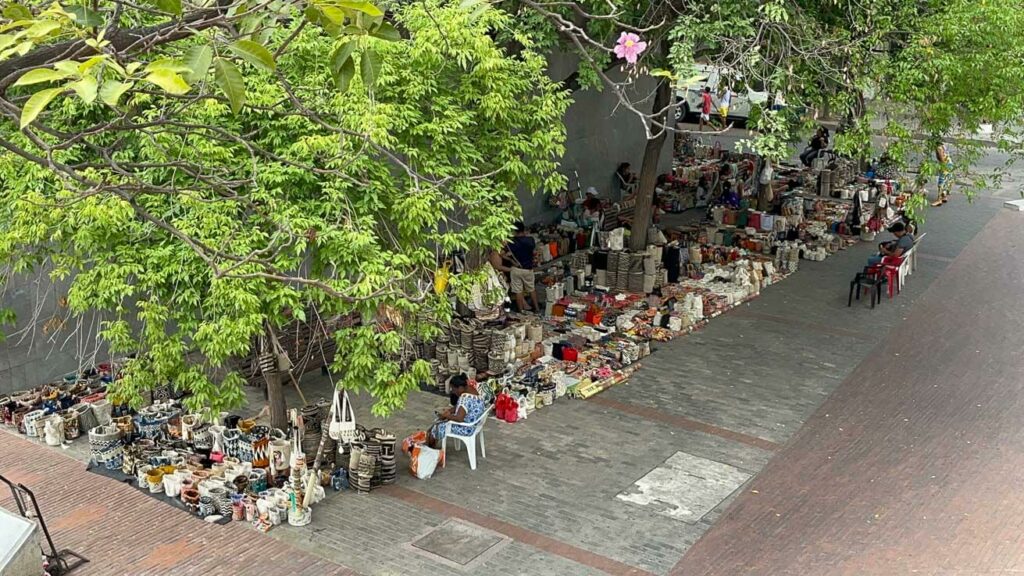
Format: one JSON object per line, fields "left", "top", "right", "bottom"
{"left": 0, "top": 273, "right": 89, "bottom": 395}
{"left": 519, "top": 53, "right": 675, "bottom": 224}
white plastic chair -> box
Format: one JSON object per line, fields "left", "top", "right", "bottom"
{"left": 441, "top": 407, "right": 491, "bottom": 470}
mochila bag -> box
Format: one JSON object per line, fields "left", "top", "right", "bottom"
{"left": 329, "top": 389, "right": 356, "bottom": 443}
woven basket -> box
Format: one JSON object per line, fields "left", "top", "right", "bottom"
{"left": 24, "top": 410, "right": 46, "bottom": 437}
{"left": 62, "top": 410, "right": 81, "bottom": 440}
{"left": 90, "top": 399, "right": 113, "bottom": 426}
{"left": 71, "top": 403, "right": 98, "bottom": 432}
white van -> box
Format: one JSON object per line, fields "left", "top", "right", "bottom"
{"left": 675, "top": 65, "right": 769, "bottom": 123}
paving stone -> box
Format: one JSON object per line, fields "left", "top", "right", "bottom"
{"left": 617, "top": 452, "right": 752, "bottom": 523}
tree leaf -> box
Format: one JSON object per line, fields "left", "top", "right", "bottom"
{"left": 150, "top": 0, "right": 182, "bottom": 15}
{"left": 13, "top": 68, "right": 73, "bottom": 87}
{"left": 338, "top": 1, "right": 383, "bottom": 17}
{"left": 370, "top": 22, "right": 401, "bottom": 42}
{"left": 66, "top": 5, "right": 104, "bottom": 27}
{"left": 77, "top": 55, "right": 107, "bottom": 74}
{"left": 317, "top": 5, "right": 345, "bottom": 25}
{"left": 330, "top": 40, "right": 357, "bottom": 75}
{"left": 68, "top": 76, "right": 98, "bottom": 104}
{"left": 360, "top": 48, "right": 382, "bottom": 89}
{"left": 20, "top": 87, "right": 62, "bottom": 129}
{"left": 335, "top": 54, "right": 355, "bottom": 92}
{"left": 228, "top": 39, "right": 276, "bottom": 73}
{"left": 99, "top": 80, "right": 133, "bottom": 106}
{"left": 144, "top": 70, "right": 191, "bottom": 95}
{"left": 26, "top": 21, "right": 60, "bottom": 39}
{"left": 2, "top": 4, "right": 33, "bottom": 20}
{"left": 184, "top": 44, "right": 214, "bottom": 83}
{"left": 214, "top": 58, "right": 245, "bottom": 114}
{"left": 53, "top": 60, "right": 81, "bottom": 76}
{"left": 145, "top": 58, "right": 192, "bottom": 74}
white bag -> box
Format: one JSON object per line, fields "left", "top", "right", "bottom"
{"left": 412, "top": 444, "right": 440, "bottom": 479}
{"left": 328, "top": 389, "right": 356, "bottom": 442}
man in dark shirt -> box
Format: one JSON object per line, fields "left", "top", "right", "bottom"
{"left": 507, "top": 222, "right": 539, "bottom": 313}
{"left": 868, "top": 222, "right": 914, "bottom": 266}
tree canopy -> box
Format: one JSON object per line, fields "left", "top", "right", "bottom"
{"left": 3, "top": 0, "right": 1024, "bottom": 420}
{"left": 0, "top": 0, "right": 569, "bottom": 420}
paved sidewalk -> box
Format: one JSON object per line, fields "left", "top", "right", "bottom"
{"left": 672, "top": 205, "right": 1024, "bottom": 575}
{"left": 0, "top": 432, "right": 356, "bottom": 576}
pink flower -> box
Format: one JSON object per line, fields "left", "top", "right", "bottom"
{"left": 614, "top": 32, "right": 647, "bottom": 64}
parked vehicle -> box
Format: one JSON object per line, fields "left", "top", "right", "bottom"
{"left": 675, "top": 65, "right": 769, "bottom": 124}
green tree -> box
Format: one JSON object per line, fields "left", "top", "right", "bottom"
{"left": 521, "top": 0, "right": 1024, "bottom": 225}
{"left": 0, "top": 0, "right": 568, "bottom": 427}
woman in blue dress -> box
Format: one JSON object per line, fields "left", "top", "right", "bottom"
{"left": 428, "top": 374, "right": 486, "bottom": 448}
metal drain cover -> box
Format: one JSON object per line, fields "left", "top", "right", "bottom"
{"left": 412, "top": 519, "right": 503, "bottom": 566}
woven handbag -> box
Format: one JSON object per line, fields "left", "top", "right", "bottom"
{"left": 329, "top": 389, "right": 356, "bottom": 443}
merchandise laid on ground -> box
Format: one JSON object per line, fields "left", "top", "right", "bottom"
{"left": 412, "top": 142, "right": 912, "bottom": 427}
{"left": 0, "top": 367, "right": 396, "bottom": 531}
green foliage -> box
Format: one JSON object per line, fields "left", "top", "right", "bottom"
{"left": 0, "top": 0, "right": 568, "bottom": 416}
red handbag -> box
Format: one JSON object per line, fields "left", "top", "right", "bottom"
{"left": 504, "top": 396, "right": 519, "bottom": 423}
{"left": 495, "top": 393, "right": 509, "bottom": 421}
{"left": 562, "top": 347, "right": 579, "bottom": 362}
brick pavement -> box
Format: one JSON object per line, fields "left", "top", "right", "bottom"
{"left": 2, "top": 167, "right": 1016, "bottom": 575}
{"left": 671, "top": 207, "right": 1024, "bottom": 575}
{"left": 0, "top": 431, "right": 356, "bottom": 576}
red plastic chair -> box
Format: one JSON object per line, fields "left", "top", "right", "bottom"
{"left": 866, "top": 257, "right": 902, "bottom": 298}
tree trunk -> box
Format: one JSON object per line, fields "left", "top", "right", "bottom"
{"left": 629, "top": 78, "right": 672, "bottom": 252}
{"left": 266, "top": 372, "right": 288, "bottom": 430}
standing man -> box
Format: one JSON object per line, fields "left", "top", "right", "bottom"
{"left": 699, "top": 86, "right": 714, "bottom": 132}
{"left": 719, "top": 86, "right": 733, "bottom": 125}
{"left": 507, "top": 222, "right": 540, "bottom": 313}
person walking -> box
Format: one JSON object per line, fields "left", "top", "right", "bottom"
{"left": 506, "top": 222, "right": 540, "bottom": 314}
{"left": 932, "top": 143, "right": 953, "bottom": 206}
{"left": 699, "top": 86, "right": 714, "bottom": 132}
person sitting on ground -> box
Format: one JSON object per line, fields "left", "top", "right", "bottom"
{"left": 800, "top": 126, "right": 829, "bottom": 167}
{"left": 696, "top": 174, "right": 711, "bottom": 207}
{"left": 868, "top": 222, "right": 914, "bottom": 266}
{"left": 507, "top": 221, "right": 540, "bottom": 313}
{"left": 427, "top": 373, "right": 485, "bottom": 449}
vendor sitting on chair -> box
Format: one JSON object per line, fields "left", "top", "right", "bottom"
{"left": 868, "top": 222, "right": 914, "bottom": 266}
{"left": 581, "top": 187, "right": 603, "bottom": 226}
{"left": 427, "top": 374, "right": 485, "bottom": 450}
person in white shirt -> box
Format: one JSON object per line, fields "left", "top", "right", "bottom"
{"left": 719, "top": 87, "right": 733, "bottom": 124}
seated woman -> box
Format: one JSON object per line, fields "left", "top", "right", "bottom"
{"left": 581, "top": 188, "right": 603, "bottom": 226}
{"left": 427, "top": 374, "right": 486, "bottom": 449}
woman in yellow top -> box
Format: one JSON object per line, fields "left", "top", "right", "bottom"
{"left": 932, "top": 143, "right": 953, "bottom": 207}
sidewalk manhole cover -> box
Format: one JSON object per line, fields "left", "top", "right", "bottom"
{"left": 617, "top": 451, "right": 751, "bottom": 523}
{"left": 412, "top": 519, "right": 503, "bottom": 566}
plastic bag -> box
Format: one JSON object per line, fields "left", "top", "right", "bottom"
{"left": 402, "top": 431, "right": 428, "bottom": 455}
{"left": 410, "top": 444, "right": 440, "bottom": 479}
